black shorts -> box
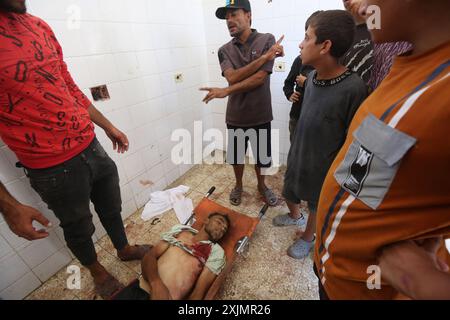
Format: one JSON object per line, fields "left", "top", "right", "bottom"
{"left": 226, "top": 122, "right": 272, "bottom": 168}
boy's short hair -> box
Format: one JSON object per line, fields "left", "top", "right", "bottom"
{"left": 305, "top": 10, "right": 323, "bottom": 31}
{"left": 208, "top": 212, "right": 231, "bottom": 229}
{"left": 309, "top": 10, "right": 356, "bottom": 59}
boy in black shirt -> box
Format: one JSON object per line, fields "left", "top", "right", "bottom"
{"left": 274, "top": 10, "right": 368, "bottom": 259}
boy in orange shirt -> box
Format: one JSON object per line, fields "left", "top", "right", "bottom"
{"left": 314, "top": 0, "right": 450, "bottom": 299}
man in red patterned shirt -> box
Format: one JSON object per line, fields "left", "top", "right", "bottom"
{"left": 0, "top": 0, "right": 150, "bottom": 298}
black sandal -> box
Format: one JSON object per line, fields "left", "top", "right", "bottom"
{"left": 229, "top": 187, "right": 243, "bottom": 206}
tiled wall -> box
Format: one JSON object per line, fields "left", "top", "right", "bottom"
{"left": 202, "top": 0, "right": 344, "bottom": 165}
{"left": 0, "top": 0, "right": 210, "bottom": 299}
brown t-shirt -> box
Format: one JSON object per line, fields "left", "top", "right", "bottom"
{"left": 218, "top": 30, "right": 275, "bottom": 127}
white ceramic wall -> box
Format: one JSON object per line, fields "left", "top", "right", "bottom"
{"left": 202, "top": 0, "right": 344, "bottom": 165}
{"left": 0, "top": 0, "right": 210, "bottom": 299}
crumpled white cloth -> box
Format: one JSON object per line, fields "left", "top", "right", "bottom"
{"left": 141, "top": 185, "right": 193, "bottom": 224}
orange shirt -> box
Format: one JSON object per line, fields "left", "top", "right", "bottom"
{"left": 314, "top": 41, "right": 450, "bottom": 299}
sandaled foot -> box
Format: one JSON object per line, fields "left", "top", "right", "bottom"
{"left": 118, "top": 244, "right": 152, "bottom": 262}
{"left": 230, "top": 187, "right": 243, "bottom": 206}
{"left": 259, "top": 187, "right": 278, "bottom": 206}
{"left": 273, "top": 213, "right": 306, "bottom": 227}
{"left": 94, "top": 274, "right": 124, "bottom": 300}
{"left": 287, "top": 237, "right": 315, "bottom": 260}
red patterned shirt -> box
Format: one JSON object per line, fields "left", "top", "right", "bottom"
{"left": 0, "top": 12, "right": 95, "bottom": 169}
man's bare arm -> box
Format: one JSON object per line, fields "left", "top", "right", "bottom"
{"left": 187, "top": 268, "right": 218, "bottom": 300}
{"left": 141, "top": 240, "right": 172, "bottom": 300}
{"left": 201, "top": 70, "right": 269, "bottom": 104}
{"left": 223, "top": 35, "right": 285, "bottom": 85}
{"left": 87, "top": 104, "right": 129, "bottom": 154}
{"left": 0, "top": 181, "right": 51, "bottom": 240}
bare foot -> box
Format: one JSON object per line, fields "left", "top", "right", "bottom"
{"left": 94, "top": 273, "right": 124, "bottom": 300}
{"left": 88, "top": 262, "right": 124, "bottom": 300}
{"left": 294, "top": 229, "right": 305, "bottom": 240}
{"left": 118, "top": 244, "right": 152, "bottom": 262}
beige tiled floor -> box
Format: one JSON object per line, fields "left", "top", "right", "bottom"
{"left": 26, "top": 163, "right": 319, "bottom": 300}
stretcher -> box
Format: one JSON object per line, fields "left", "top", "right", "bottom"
{"left": 112, "top": 187, "right": 269, "bottom": 300}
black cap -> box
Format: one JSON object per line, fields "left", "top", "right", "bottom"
{"left": 215, "top": 0, "right": 251, "bottom": 20}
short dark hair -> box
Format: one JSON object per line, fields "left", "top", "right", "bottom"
{"left": 305, "top": 10, "right": 323, "bottom": 31}
{"left": 309, "top": 10, "right": 356, "bottom": 58}
{"left": 208, "top": 212, "right": 231, "bottom": 229}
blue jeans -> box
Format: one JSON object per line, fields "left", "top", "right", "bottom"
{"left": 26, "top": 138, "right": 128, "bottom": 266}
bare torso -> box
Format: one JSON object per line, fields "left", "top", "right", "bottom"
{"left": 157, "top": 231, "right": 204, "bottom": 300}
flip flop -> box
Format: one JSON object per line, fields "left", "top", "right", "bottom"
{"left": 287, "top": 237, "right": 315, "bottom": 260}
{"left": 95, "top": 275, "right": 125, "bottom": 300}
{"left": 259, "top": 187, "right": 278, "bottom": 207}
{"left": 118, "top": 245, "right": 153, "bottom": 262}
{"left": 272, "top": 213, "right": 306, "bottom": 227}
{"left": 230, "top": 187, "right": 243, "bottom": 206}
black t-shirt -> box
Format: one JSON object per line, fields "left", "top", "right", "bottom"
{"left": 284, "top": 70, "right": 368, "bottom": 203}
{"left": 283, "top": 56, "right": 314, "bottom": 120}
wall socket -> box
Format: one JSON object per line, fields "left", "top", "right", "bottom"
{"left": 174, "top": 73, "right": 184, "bottom": 83}
{"left": 274, "top": 61, "right": 286, "bottom": 72}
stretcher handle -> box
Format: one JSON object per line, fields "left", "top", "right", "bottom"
{"left": 184, "top": 187, "right": 216, "bottom": 226}
{"left": 258, "top": 204, "right": 270, "bottom": 220}
{"left": 206, "top": 187, "right": 216, "bottom": 198}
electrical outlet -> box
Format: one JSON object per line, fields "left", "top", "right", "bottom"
{"left": 274, "top": 61, "right": 286, "bottom": 72}
{"left": 174, "top": 73, "right": 183, "bottom": 83}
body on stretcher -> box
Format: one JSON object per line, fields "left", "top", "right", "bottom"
{"left": 112, "top": 187, "right": 269, "bottom": 300}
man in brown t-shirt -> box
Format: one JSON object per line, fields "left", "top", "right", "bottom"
{"left": 201, "top": 0, "right": 284, "bottom": 207}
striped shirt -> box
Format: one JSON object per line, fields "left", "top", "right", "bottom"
{"left": 340, "top": 24, "right": 374, "bottom": 86}
{"left": 368, "top": 42, "right": 413, "bottom": 91}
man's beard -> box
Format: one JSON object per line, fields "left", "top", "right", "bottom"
{"left": 205, "top": 227, "right": 219, "bottom": 243}
{"left": 0, "top": 0, "right": 27, "bottom": 14}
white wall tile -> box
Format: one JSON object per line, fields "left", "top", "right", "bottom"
{"left": 0, "top": 235, "right": 13, "bottom": 259}
{"left": 147, "top": 162, "right": 165, "bottom": 184}
{"left": 121, "top": 78, "right": 148, "bottom": 107}
{"left": 114, "top": 52, "right": 141, "bottom": 81}
{"left": 0, "top": 253, "right": 30, "bottom": 292}
{"left": 136, "top": 51, "right": 159, "bottom": 76}
{"left": 0, "top": 222, "right": 28, "bottom": 250}
{"left": 4, "top": 178, "right": 40, "bottom": 207}
{"left": 122, "top": 152, "right": 146, "bottom": 181}
{"left": 63, "top": 56, "right": 94, "bottom": 90}
{"left": 121, "top": 199, "right": 138, "bottom": 220}
{"left": 0, "top": 148, "right": 22, "bottom": 183}
{"left": 120, "top": 183, "right": 134, "bottom": 203}
{"left": 85, "top": 54, "right": 120, "bottom": 86}
{"left": 93, "top": 222, "right": 107, "bottom": 242}
{"left": 104, "top": 22, "right": 137, "bottom": 53}
{"left": 0, "top": 272, "right": 41, "bottom": 300}
{"left": 32, "top": 248, "right": 72, "bottom": 282}
{"left": 17, "top": 232, "right": 64, "bottom": 269}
